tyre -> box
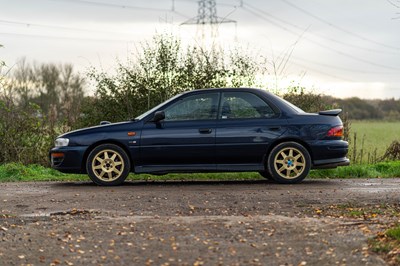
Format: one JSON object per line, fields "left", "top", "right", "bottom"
{"left": 267, "top": 142, "right": 311, "bottom": 184}
{"left": 86, "top": 144, "right": 130, "bottom": 186}
{"left": 258, "top": 171, "right": 275, "bottom": 181}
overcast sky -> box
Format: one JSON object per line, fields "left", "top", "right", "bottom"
{"left": 1, "top": 0, "right": 400, "bottom": 99}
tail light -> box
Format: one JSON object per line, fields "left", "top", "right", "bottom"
{"left": 327, "top": 125, "right": 343, "bottom": 137}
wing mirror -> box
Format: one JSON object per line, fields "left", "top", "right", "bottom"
{"left": 152, "top": 111, "right": 165, "bottom": 122}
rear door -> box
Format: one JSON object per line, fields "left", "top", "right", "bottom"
{"left": 215, "top": 91, "right": 287, "bottom": 169}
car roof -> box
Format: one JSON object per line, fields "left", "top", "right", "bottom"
{"left": 186, "top": 87, "right": 266, "bottom": 93}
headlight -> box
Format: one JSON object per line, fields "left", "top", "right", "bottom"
{"left": 55, "top": 138, "right": 69, "bottom": 147}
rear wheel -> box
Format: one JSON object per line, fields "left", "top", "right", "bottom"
{"left": 86, "top": 144, "right": 130, "bottom": 186}
{"left": 267, "top": 142, "right": 311, "bottom": 184}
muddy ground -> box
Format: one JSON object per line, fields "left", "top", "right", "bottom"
{"left": 0, "top": 178, "right": 400, "bottom": 265}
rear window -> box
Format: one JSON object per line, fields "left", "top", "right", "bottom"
{"left": 280, "top": 98, "right": 305, "bottom": 113}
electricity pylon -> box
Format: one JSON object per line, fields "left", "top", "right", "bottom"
{"left": 181, "top": 0, "right": 236, "bottom": 43}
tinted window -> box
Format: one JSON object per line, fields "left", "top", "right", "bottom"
{"left": 220, "top": 92, "right": 275, "bottom": 119}
{"left": 164, "top": 93, "right": 219, "bottom": 121}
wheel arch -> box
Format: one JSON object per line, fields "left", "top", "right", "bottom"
{"left": 81, "top": 140, "right": 133, "bottom": 173}
{"left": 264, "top": 137, "right": 314, "bottom": 166}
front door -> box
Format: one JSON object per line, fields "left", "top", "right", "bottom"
{"left": 138, "top": 92, "right": 220, "bottom": 171}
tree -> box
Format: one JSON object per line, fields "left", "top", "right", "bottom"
{"left": 0, "top": 57, "right": 86, "bottom": 165}
{"left": 11, "top": 59, "right": 85, "bottom": 125}
{"left": 80, "top": 34, "right": 267, "bottom": 126}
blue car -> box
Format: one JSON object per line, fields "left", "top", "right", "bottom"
{"left": 50, "top": 88, "right": 349, "bottom": 185}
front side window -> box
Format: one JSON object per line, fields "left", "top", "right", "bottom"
{"left": 164, "top": 93, "right": 219, "bottom": 121}
{"left": 220, "top": 92, "right": 276, "bottom": 119}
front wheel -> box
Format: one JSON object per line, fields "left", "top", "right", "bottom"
{"left": 267, "top": 142, "right": 311, "bottom": 184}
{"left": 86, "top": 144, "right": 130, "bottom": 186}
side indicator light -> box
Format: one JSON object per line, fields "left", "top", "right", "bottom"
{"left": 127, "top": 132, "right": 136, "bottom": 136}
{"left": 51, "top": 152, "right": 64, "bottom": 158}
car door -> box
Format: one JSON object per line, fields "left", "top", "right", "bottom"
{"left": 215, "top": 91, "right": 287, "bottom": 170}
{"left": 138, "top": 92, "right": 220, "bottom": 171}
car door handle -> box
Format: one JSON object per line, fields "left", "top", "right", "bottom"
{"left": 199, "top": 128, "right": 212, "bottom": 134}
{"left": 268, "top": 127, "right": 281, "bottom": 131}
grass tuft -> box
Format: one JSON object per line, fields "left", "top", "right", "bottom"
{"left": 386, "top": 226, "right": 400, "bottom": 241}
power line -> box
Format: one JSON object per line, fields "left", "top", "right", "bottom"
{"left": 0, "top": 19, "right": 130, "bottom": 36}
{"left": 288, "top": 55, "right": 399, "bottom": 75}
{"left": 242, "top": 5, "right": 400, "bottom": 71}
{"left": 48, "top": 0, "right": 190, "bottom": 20}
{"left": 280, "top": 0, "right": 400, "bottom": 51}
{"left": 244, "top": 2, "right": 399, "bottom": 56}
{"left": 0, "top": 31, "right": 133, "bottom": 42}
{"left": 289, "top": 61, "right": 355, "bottom": 82}
{"left": 49, "top": 0, "right": 171, "bottom": 12}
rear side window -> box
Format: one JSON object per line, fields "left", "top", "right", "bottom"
{"left": 219, "top": 92, "right": 276, "bottom": 119}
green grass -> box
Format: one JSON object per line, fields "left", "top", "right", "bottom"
{"left": 386, "top": 226, "right": 400, "bottom": 241}
{"left": 0, "top": 161, "right": 399, "bottom": 182}
{"left": 309, "top": 161, "right": 400, "bottom": 179}
{"left": 0, "top": 163, "right": 86, "bottom": 182}
{"left": 350, "top": 121, "right": 400, "bottom": 159}
{"left": 369, "top": 225, "right": 400, "bottom": 264}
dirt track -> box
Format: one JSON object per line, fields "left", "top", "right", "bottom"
{"left": 1, "top": 178, "right": 400, "bottom": 265}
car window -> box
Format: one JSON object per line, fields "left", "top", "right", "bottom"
{"left": 164, "top": 93, "right": 219, "bottom": 121}
{"left": 220, "top": 92, "right": 276, "bottom": 119}
{"left": 135, "top": 93, "right": 182, "bottom": 120}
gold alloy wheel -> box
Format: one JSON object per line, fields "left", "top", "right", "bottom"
{"left": 273, "top": 147, "right": 305, "bottom": 179}
{"left": 91, "top": 149, "right": 124, "bottom": 182}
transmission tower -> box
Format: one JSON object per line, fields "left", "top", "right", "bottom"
{"left": 181, "top": 0, "right": 236, "bottom": 42}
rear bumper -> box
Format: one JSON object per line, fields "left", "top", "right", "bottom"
{"left": 308, "top": 139, "right": 349, "bottom": 169}
{"left": 312, "top": 157, "right": 350, "bottom": 169}
{"left": 49, "top": 146, "right": 88, "bottom": 174}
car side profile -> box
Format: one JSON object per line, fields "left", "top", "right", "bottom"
{"left": 50, "top": 88, "right": 349, "bottom": 185}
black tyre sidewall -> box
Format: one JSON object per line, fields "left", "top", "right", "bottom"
{"left": 86, "top": 144, "right": 131, "bottom": 186}
{"left": 267, "top": 142, "right": 311, "bottom": 184}
{"left": 258, "top": 171, "right": 276, "bottom": 181}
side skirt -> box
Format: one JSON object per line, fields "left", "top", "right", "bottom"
{"left": 134, "top": 164, "right": 264, "bottom": 174}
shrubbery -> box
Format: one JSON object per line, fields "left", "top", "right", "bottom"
{"left": 0, "top": 59, "right": 84, "bottom": 165}
{"left": 78, "top": 34, "right": 266, "bottom": 126}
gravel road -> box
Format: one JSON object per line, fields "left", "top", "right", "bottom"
{"left": 1, "top": 178, "right": 400, "bottom": 265}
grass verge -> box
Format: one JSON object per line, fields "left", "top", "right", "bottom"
{"left": 0, "top": 161, "right": 399, "bottom": 182}
{"left": 369, "top": 225, "right": 400, "bottom": 265}
{"left": 312, "top": 203, "right": 400, "bottom": 266}
{"left": 309, "top": 160, "right": 400, "bottom": 179}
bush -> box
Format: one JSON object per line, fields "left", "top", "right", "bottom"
{"left": 0, "top": 92, "right": 53, "bottom": 165}
{"left": 79, "top": 34, "right": 267, "bottom": 126}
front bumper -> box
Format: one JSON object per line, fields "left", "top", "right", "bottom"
{"left": 49, "top": 146, "right": 88, "bottom": 174}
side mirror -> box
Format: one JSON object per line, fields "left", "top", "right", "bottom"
{"left": 152, "top": 111, "right": 165, "bottom": 122}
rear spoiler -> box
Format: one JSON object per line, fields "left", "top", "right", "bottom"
{"left": 318, "top": 109, "right": 342, "bottom": 116}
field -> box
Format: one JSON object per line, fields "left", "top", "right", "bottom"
{"left": 349, "top": 121, "right": 400, "bottom": 163}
